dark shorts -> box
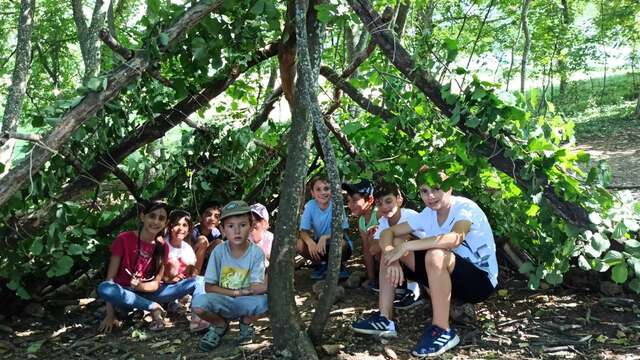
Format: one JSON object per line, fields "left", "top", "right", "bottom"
{"left": 402, "top": 250, "right": 495, "bottom": 303}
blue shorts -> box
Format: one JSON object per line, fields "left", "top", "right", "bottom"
{"left": 192, "top": 292, "right": 268, "bottom": 319}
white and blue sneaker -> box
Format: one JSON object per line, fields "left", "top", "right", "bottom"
{"left": 412, "top": 325, "right": 460, "bottom": 357}
{"left": 351, "top": 311, "right": 397, "bottom": 337}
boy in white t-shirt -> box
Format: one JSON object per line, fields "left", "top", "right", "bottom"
{"left": 352, "top": 169, "right": 498, "bottom": 357}
{"left": 371, "top": 181, "right": 425, "bottom": 309}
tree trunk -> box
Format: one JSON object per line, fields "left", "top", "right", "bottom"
{"left": 8, "top": 44, "right": 278, "bottom": 245}
{"left": 520, "top": 0, "right": 532, "bottom": 93}
{"left": 635, "top": 92, "right": 640, "bottom": 118}
{"left": 0, "top": 0, "right": 36, "bottom": 173}
{"left": 293, "top": 0, "right": 347, "bottom": 343}
{"left": 0, "top": 0, "right": 225, "bottom": 209}
{"left": 558, "top": 0, "right": 571, "bottom": 100}
{"left": 348, "top": 0, "right": 591, "bottom": 229}
{"left": 268, "top": 0, "right": 319, "bottom": 357}
{"left": 71, "top": 0, "right": 111, "bottom": 81}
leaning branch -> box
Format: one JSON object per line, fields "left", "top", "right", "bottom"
{"left": 0, "top": 0, "right": 225, "bottom": 209}
{"left": 9, "top": 43, "right": 278, "bottom": 244}
{"left": 348, "top": 0, "right": 590, "bottom": 228}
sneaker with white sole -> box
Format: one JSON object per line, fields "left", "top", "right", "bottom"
{"left": 351, "top": 311, "right": 397, "bottom": 337}
{"left": 394, "top": 292, "right": 426, "bottom": 310}
{"left": 412, "top": 325, "right": 460, "bottom": 357}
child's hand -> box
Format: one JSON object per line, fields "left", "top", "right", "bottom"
{"left": 385, "top": 261, "right": 404, "bottom": 288}
{"left": 384, "top": 242, "right": 408, "bottom": 265}
{"left": 317, "top": 235, "right": 330, "bottom": 256}
{"left": 98, "top": 304, "right": 116, "bottom": 333}
{"left": 130, "top": 275, "right": 141, "bottom": 289}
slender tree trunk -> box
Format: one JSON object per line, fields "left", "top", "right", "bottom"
{"left": 268, "top": 0, "right": 320, "bottom": 357}
{"left": 0, "top": 0, "right": 36, "bottom": 173}
{"left": 505, "top": 25, "right": 521, "bottom": 91}
{"left": 635, "top": 92, "right": 640, "bottom": 118}
{"left": 71, "top": 0, "right": 111, "bottom": 82}
{"left": 558, "top": 0, "right": 571, "bottom": 101}
{"left": 520, "top": 0, "right": 532, "bottom": 93}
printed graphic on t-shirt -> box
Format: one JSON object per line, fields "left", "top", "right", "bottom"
{"left": 220, "top": 266, "right": 249, "bottom": 289}
{"left": 134, "top": 248, "right": 153, "bottom": 277}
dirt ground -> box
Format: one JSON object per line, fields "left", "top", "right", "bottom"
{"left": 0, "top": 262, "right": 639, "bottom": 360}
{"left": 1, "top": 115, "right": 640, "bottom": 359}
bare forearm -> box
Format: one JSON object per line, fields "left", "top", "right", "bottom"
{"left": 300, "top": 230, "right": 315, "bottom": 246}
{"left": 404, "top": 232, "right": 463, "bottom": 252}
{"left": 206, "top": 283, "right": 252, "bottom": 297}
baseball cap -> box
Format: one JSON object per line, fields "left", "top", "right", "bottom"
{"left": 220, "top": 200, "right": 251, "bottom": 220}
{"left": 341, "top": 179, "right": 374, "bottom": 197}
{"left": 250, "top": 203, "right": 269, "bottom": 221}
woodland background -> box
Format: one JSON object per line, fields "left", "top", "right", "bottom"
{"left": 0, "top": 0, "right": 639, "bottom": 358}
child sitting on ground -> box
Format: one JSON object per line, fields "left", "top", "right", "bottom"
{"left": 191, "top": 202, "right": 223, "bottom": 275}
{"left": 162, "top": 209, "right": 208, "bottom": 332}
{"left": 352, "top": 168, "right": 498, "bottom": 357}
{"left": 372, "top": 181, "right": 425, "bottom": 310}
{"left": 192, "top": 201, "right": 268, "bottom": 351}
{"left": 97, "top": 200, "right": 203, "bottom": 333}
{"left": 298, "top": 175, "right": 352, "bottom": 280}
{"left": 342, "top": 179, "right": 378, "bottom": 289}
{"left": 249, "top": 203, "right": 273, "bottom": 268}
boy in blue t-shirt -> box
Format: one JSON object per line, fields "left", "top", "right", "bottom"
{"left": 297, "top": 175, "right": 352, "bottom": 280}
{"left": 192, "top": 201, "right": 267, "bottom": 351}
{"left": 191, "top": 202, "right": 223, "bottom": 275}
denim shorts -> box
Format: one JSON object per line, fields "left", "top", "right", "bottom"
{"left": 192, "top": 292, "right": 268, "bottom": 319}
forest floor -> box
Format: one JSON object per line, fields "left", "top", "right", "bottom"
{"left": 1, "top": 106, "right": 640, "bottom": 359}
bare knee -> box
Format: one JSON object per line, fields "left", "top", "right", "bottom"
{"left": 193, "top": 307, "right": 207, "bottom": 317}
{"left": 425, "top": 249, "right": 450, "bottom": 271}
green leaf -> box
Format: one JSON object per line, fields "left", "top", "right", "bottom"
{"left": 443, "top": 38, "right": 458, "bottom": 62}
{"left": 591, "top": 232, "right": 610, "bottom": 252}
{"left": 545, "top": 272, "right": 563, "bottom": 285}
{"left": 518, "top": 261, "right": 535, "bottom": 274}
{"left": 201, "top": 181, "right": 211, "bottom": 191}
{"left": 27, "top": 340, "right": 45, "bottom": 354}
{"left": 67, "top": 244, "right": 84, "bottom": 256}
{"left": 601, "top": 250, "right": 623, "bottom": 265}
{"left": 612, "top": 222, "right": 628, "bottom": 240}
{"left": 158, "top": 32, "right": 169, "bottom": 47}
{"left": 588, "top": 212, "right": 602, "bottom": 225}
{"left": 250, "top": 0, "right": 265, "bottom": 15}
{"left": 87, "top": 77, "right": 103, "bottom": 91}
{"left": 49, "top": 255, "right": 74, "bottom": 277}
{"left": 83, "top": 228, "right": 96, "bottom": 236}
{"left": 611, "top": 263, "right": 628, "bottom": 283}
{"left": 449, "top": 102, "right": 461, "bottom": 125}
{"left": 627, "top": 257, "right": 640, "bottom": 276}
{"left": 526, "top": 204, "right": 540, "bottom": 217}
{"left": 578, "top": 255, "right": 591, "bottom": 270}
{"left": 30, "top": 239, "right": 43, "bottom": 256}
{"left": 315, "top": 3, "right": 336, "bottom": 23}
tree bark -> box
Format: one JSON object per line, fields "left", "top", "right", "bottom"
{"left": 0, "top": 0, "right": 36, "bottom": 173}
{"left": 0, "top": 0, "right": 225, "bottom": 210}
{"left": 520, "top": 0, "right": 532, "bottom": 93}
{"left": 635, "top": 92, "right": 640, "bottom": 118}
{"left": 303, "top": 0, "right": 345, "bottom": 341}
{"left": 348, "top": 0, "right": 590, "bottom": 229}
{"left": 8, "top": 43, "right": 278, "bottom": 244}
{"left": 71, "top": 0, "right": 111, "bottom": 81}
{"left": 558, "top": 0, "right": 572, "bottom": 100}
{"left": 268, "top": 0, "right": 320, "bottom": 357}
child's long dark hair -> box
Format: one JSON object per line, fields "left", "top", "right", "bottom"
{"left": 137, "top": 200, "right": 169, "bottom": 280}
{"left": 167, "top": 209, "right": 194, "bottom": 244}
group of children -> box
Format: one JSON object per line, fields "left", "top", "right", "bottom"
{"left": 96, "top": 169, "right": 498, "bottom": 357}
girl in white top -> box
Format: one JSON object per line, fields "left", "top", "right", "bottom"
{"left": 164, "top": 210, "right": 198, "bottom": 282}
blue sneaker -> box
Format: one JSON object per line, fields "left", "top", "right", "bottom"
{"left": 412, "top": 325, "right": 460, "bottom": 357}
{"left": 339, "top": 266, "right": 350, "bottom": 280}
{"left": 351, "top": 311, "right": 397, "bottom": 337}
{"left": 310, "top": 262, "right": 327, "bottom": 280}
